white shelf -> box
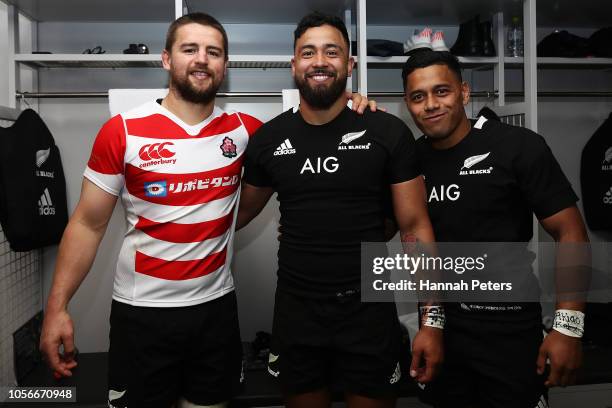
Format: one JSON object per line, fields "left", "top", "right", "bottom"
{"left": 504, "top": 57, "right": 612, "bottom": 68}
{"left": 367, "top": 56, "right": 499, "bottom": 69}
{"left": 16, "top": 53, "right": 612, "bottom": 71}
{"left": 14, "top": 54, "right": 163, "bottom": 68}
{"left": 537, "top": 57, "right": 612, "bottom": 68}
{"left": 14, "top": 54, "right": 295, "bottom": 69}
{"left": 15, "top": 54, "right": 500, "bottom": 70}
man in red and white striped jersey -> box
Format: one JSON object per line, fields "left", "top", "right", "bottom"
{"left": 39, "top": 12, "right": 374, "bottom": 408}
{"left": 40, "top": 13, "right": 258, "bottom": 408}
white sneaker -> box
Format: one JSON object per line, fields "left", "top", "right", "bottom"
{"left": 431, "top": 30, "right": 449, "bottom": 51}
{"left": 404, "top": 27, "right": 433, "bottom": 54}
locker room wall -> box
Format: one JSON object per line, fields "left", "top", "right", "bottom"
{"left": 0, "top": 9, "right": 42, "bottom": 387}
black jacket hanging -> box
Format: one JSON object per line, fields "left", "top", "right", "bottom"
{"left": 580, "top": 113, "right": 612, "bottom": 231}
{"left": 0, "top": 109, "right": 68, "bottom": 251}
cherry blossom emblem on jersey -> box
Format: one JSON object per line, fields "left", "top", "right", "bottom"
{"left": 220, "top": 137, "right": 238, "bottom": 158}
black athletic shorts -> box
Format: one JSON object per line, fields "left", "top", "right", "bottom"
{"left": 268, "top": 289, "right": 405, "bottom": 399}
{"left": 419, "top": 314, "right": 548, "bottom": 408}
{"left": 108, "top": 292, "right": 243, "bottom": 408}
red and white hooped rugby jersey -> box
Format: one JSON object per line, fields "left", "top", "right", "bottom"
{"left": 84, "top": 101, "right": 262, "bottom": 307}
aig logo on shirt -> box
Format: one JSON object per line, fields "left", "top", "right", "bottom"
{"left": 300, "top": 157, "right": 339, "bottom": 174}
{"left": 428, "top": 184, "right": 461, "bottom": 202}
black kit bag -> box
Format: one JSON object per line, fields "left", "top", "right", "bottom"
{"left": 589, "top": 27, "right": 612, "bottom": 58}
{"left": 0, "top": 109, "right": 68, "bottom": 251}
{"left": 580, "top": 113, "right": 612, "bottom": 231}
{"left": 537, "top": 30, "right": 590, "bottom": 57}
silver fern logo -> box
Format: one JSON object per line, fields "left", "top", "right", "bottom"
{"left": 603, "top": 147, "right": 612, "bottom": 171}
{"left": 36, "top": 148, "right": 50, "bottom": 168}
{"left": 338, "top": 130, "right": 371, "bottom": 151}
{"left": 108, "top": 389, "right": 127, "bottom": 408}
{"left": 35, "top": 148, "right": 55, "bottom": 178}
{"left": 461, "top": 152, "right": 490, "bottom": 169}
{"left": 604, "top": 147, "right": 612, "bottom": 164}
{"left": 340, "top": 130, "right": 367, "bottom": 145}
{"left": 459, "top": 152, "right": 493, "bottom": 175}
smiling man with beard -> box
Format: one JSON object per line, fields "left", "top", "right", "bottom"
{"left": 236, "top": 12, "right": 442, "bottom": 408}
{"left": 39, "top": 13, "right": 260, "bottom": 408}
{"left": 40, "top": 11, "right": 376, "bottom": 408}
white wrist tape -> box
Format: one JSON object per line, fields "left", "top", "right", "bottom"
{"left": 552, "top": 309, "right": 585, "bottom": 338}
{"left": 419, "top": 305, "right": 445, "bottom": 329}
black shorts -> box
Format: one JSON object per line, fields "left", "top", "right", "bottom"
{"left": 419, "top": 315, "right": 548, "bottom": 408}
{"left": 268, "top": 289, "right": 405, "bottom": 399}
{"left": 108, "top": 292, "right": 243, "bottom": 408}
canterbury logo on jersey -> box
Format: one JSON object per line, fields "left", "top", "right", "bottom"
{"left": 38, "top": 188, "right": 56, "bottom": 216}
{"left": 35, "top": 147, "right": 55, "bottom": 178}
{"left": 604, "top": 187, "right": 612, "bottom": 204}
{"left": 138, "top": 142, "right": 177, "bottom": 168}
{"left": 274, "top": 139, "right": 296, "bottom": 156}
{"left": 603, "top": 146, "right": 612, "bottom": 170}
{"left": 459, "top": 152, "right": 493, "bottom": 175}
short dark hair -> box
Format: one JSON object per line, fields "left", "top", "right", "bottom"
{"left": 165, "top": 12, "right": 229, "bottom": 60}
{"left": 401, "top": 50, "right": 463, "bottom": 92}
{"left": 294, "top": 11, "right": 350, "bottom": 52}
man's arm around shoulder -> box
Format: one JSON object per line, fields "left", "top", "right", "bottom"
{"left": 236, "top": 183, "right": 274, "bottom": 230}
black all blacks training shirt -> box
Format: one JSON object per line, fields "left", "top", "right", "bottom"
{"left": 243, "top": 107, "right": 420, "bottom": 298}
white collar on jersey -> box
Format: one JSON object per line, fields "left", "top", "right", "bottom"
{"left": 153, "top": 101, "right": 226, "bottom": 136}
{"left": 473, "top": 115, "right": 488, "bottom": 130}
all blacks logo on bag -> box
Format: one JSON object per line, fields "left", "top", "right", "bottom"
{"left": 603, "top": 147, "right": 612, "bottom": 170}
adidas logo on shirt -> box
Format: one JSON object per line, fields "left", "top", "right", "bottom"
{"left": 389, "top": 362, "right": 401, "bottom": 384}
{"left": 604, "top": 187, "right": 612, "bottom": 205}
{"left": 38, "top": 188, "right": 56, "bottom": 216}
{"left": 274, "top": 139, "right": 296, "bottom": 156}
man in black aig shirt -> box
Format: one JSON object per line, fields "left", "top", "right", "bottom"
{"left": 237, "top": 12, "right": 442, "bottom": 408}
{"left": 402, "top": 50, "right": 589, "bottom": 408}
